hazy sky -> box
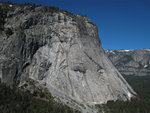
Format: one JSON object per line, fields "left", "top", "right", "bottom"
{"left": 2, "top": 0, "right": 150, "bottom": 49}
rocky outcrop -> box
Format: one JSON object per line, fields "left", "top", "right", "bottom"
{"left": 105, "top": 49, "right": 150, "bottom": 76}
{"left": 0, "top": 2, "right": 135, "bottom": 112}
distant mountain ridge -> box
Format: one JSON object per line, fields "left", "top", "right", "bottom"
{"left": 105, "top": 49, "right": 150, "bottom": 76}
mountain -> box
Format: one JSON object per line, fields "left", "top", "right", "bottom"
{"left": 0, "top": 2, "right": 135, "bottom": 112}
{"left": 105, "top": 49, "right": 150, "bottom": 76}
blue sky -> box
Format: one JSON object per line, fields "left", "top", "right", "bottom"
{"left": 1, "top": 0, "right": 150, "bottom": 49}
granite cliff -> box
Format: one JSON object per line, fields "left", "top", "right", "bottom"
{"left": 105, "top": 49, "right": 150, "bottom": 76}
{"left": 0, "top": 2, "right": 136, "bottom": 112}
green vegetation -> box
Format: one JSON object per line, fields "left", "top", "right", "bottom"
{"left": 19, "top": 78, "right": 55, "bottom": 101}
{"left": 0, "top": 80, "right": 80, "bottom": 113}
{"left": 124, "top": 75, "right": 150, "bottom": 100}
{"left": 96, "top": 75, "right": 150, "bottom": 113}
{"left": 1, "top": 75, "right": 150, "bottom": 113}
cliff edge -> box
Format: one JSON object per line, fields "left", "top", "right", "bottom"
{"left": 0, "top": 2, "right": 136, "bottom": 112}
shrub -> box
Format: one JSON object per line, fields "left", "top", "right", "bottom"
{"left": 0, "top": 82, "right": 80, "bottom": 113}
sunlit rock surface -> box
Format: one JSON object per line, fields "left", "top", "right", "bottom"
{"left": 0, "top": 2, "right": 136, "bottom": 112}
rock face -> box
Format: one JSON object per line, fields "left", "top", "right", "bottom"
{"left": 0, "top": 2, "right": 135, "bottom": 112}
{"left": 105, "top": 49, "right": 150, "bottom": 76}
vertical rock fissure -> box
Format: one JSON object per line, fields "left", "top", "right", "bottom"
{"left": 66, "top": 47, "right": 74, "bottom": 97}
{"left": 84, "top": 51, "right": 103, "bottom": 70}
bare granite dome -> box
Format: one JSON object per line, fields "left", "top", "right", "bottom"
{"left": 0, "top": 2, "right": 136, "bottom": 112}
